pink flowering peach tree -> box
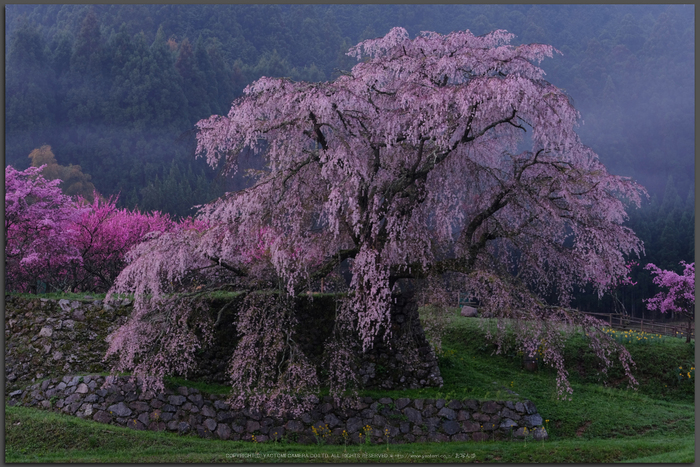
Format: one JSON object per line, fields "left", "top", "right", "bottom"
{"left": 68, "top": 195, "right": 177, "bottom": 292}
{"left": 5, "top": 165, "right": 187, "bottom": 294}
{"left": 106, "top": 28, "right": 645, "bottom": 409}
{"left": 645, "top": 262, "right": 695, "bottom": 342}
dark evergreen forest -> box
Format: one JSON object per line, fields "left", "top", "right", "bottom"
{"left": 5, "top": 4, "right": 694, "bottom": 318}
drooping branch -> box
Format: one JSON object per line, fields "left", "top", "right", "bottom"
{"left": 458, "top": 189, "right": 510, "bottom": 251}
{"left": 293, "top": 247, "right": 359, "bottom": 295}
{"left": 306, "top": 111, "right": 329, "bottom": 150}
{"left": 205, "top": 254, "right": 248, "bottom": 277}
{"left": 277, "top": 153, "right": 321, "bottom": 203}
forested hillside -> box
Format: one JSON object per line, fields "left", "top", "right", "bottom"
{"left": 5, "top": 4, "right": 694, "bottom": 316}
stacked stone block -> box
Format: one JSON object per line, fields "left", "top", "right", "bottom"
{"left": 8, "top": 374, "right": 548, "bottom": 443}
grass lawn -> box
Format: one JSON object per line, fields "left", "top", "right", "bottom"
{"left": 5, "top": 309, "right": 695, "bottom": 463}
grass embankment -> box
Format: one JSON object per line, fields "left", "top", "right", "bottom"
{"left": 7, "top": 292, "right": 111, "bottom": 301}
{"left": 6, "top": 290, "right": 249, "bottom": 302}
{"left": 5, "top": 310, "right": 695, "bottom": 463}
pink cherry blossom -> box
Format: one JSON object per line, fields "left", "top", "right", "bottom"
{"left": 107, "top": 28, "right": 646, "bottom": 404}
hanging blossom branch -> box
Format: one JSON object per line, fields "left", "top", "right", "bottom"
{"left": 225, "top": 292, "right": 320, "bottom": 416}
{"left": 463, "top": 270, "right": 638, "bottom": 397}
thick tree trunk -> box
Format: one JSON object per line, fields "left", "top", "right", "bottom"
{"left": 189, "top": 292, "right": 443, "bottom": 390}
{"left": 359, "top": 289, "right": 443, "bottom": 389}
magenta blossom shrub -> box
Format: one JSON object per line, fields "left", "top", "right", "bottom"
{"left": 107, "top": 28, "right": 644, "bottom": 408}
{"left": 619, "top": 261, "right": 639, "bottom": 287}
{"left": 5, "top": 165, "right": 84, "bottom": 293}
{"left": 67, "top": 194, "right": 178, "bottom": 292}
{"left": 645, "top": 261, "right": 695, "bottom": 342}
{"left": 5, "top": 165, "right": 194, "bottom": 294}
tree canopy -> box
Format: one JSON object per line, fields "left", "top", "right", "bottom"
{"left": 5, "top": 165, "right": 83, "bottom": 293}
{"left": 28, "top": 145, "right": 98, "bottom": 202}
{"left": 106, "top": 29, "right": 643, "bottom": 410}
{"left": 645, "top": 261, "right": 695, "bottom": 342}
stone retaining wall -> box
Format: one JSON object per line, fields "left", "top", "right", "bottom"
{"left": 5, "top": 293, "right": 442, "bottom": 393}
{"left": 7, "top": 374, "right": 548, "bottom": 443}
{"left": 5, "top": 296, "right": 131, "bottom": 391}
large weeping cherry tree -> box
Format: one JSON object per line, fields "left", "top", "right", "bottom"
{"left": 107, "top": 28, "right": 645, "bottom": 413}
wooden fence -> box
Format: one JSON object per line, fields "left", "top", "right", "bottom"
{"left": 581, "top": 311, "right": 694, "bottom": 339}
{"left": 455, "top": 294, "right": 694, "bottom": 340}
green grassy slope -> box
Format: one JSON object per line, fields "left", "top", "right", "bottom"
{"left": 5, "top": 312, "right": 694, "bottom": 463}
